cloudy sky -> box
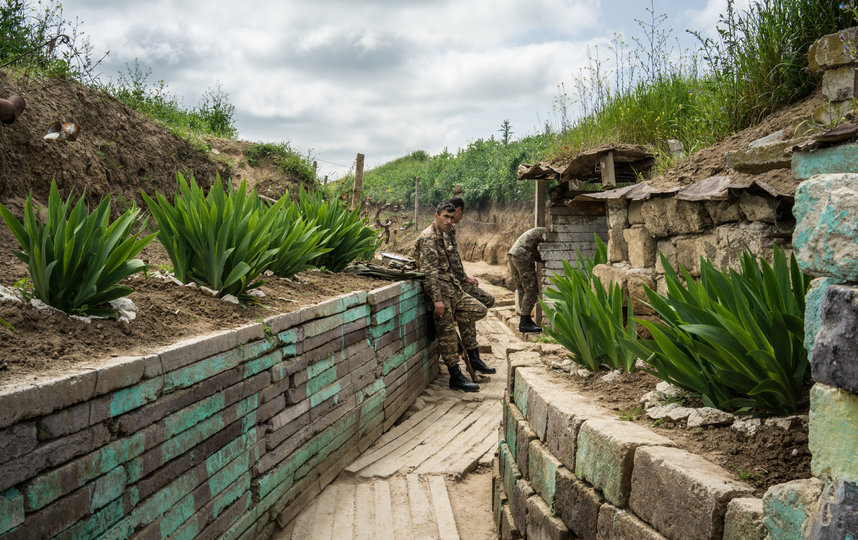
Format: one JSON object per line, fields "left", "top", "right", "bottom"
{"left": 63, "top": 0, "right": 748, "bottom": 180}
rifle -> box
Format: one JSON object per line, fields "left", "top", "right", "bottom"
{"left": 457, "top": 333, "right": 478, "bottom": 383}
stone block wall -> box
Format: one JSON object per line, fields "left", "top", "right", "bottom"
{"left": 0, "top": 280, "right": 438, "bottom": 539}
{"left": 493, "top": 357, "right": 764, "bottom": 540}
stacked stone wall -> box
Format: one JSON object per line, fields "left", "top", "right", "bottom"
{"left": 0, "top": 280, "right": 438, "bottom": 539}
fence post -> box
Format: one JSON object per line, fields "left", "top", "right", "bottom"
{"left": 351, "top": 153, "right": 365, "bottom": 211}
{"left": 414, "top": 177, "right": 420, "bottom": 231}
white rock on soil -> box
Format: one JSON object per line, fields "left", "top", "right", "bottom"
{"left": 655, "top": 381, "right": 685, "bottom": 400}
{"left": 221, "top": 294, "right": 240, "bottom": 305}
{"left": 167, "top": 275, "right": 184, "bottom": 286}
{"left": 665, "top": 406, "right": 695, "bottom": 422}
{"left": 646, "top": 402, "right": 681, "bottom": 420}
{"left": 764, "top": 416, "right": 801, "bottom": 431}
{"left": 110, "top": 298, "right": 138, "bottom": 322}
{"left": 573, "top": 368, "right": 593, "bottom": 379}
{"left": 551, "top": 359, "right": 573, "bottom": 370}
{"left": 246, "top": 289, "right": 266, "bottom": 297}
{"left": 687, "top": 407, "right": 736, "bottom": 428}
{"left": 0, "top": 285, "right": 22, "bottom": 303}
{"left": 600, "top": 370, "right": 623, "bottom": 383}
{"left": 200, "top": 286, "right": 219, "bottom": 297}
{"left": 640, "top": 390, "right": 666, "bottom": 409}
{"left": 732, "top": 418, "right": 762, "bottom": 436}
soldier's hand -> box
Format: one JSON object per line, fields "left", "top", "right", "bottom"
{"left": 465, "top": 276, "right": 479, "bottom": 286}
{"left": 433, "top": 301, "right": 445, "bottom": 316}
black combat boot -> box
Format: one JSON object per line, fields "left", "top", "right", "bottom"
{"left": 519, "top": 315, "right": 542, "bottom": 333}
{"left": 448, "top": 364, "right": 479, "bottom": 392}
{"left": 467, "top": 348, "right": 496, "bottom": 374}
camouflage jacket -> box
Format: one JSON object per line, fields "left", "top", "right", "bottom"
{"left": 445, "top": 226, "right": 468, "bottom": 283}
{"left": 415, "top": 223, "right": 460, "bottom": 303}
{"left": 508, "top": 227, "right": 546, "bottom": 261}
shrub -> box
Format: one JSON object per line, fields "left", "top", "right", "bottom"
{"left": 267, "top": 202, "right": 330, "bottom": 278}
{"left": 142, "top": 173, "right": 283, "bottom": 299}
{"left": 0, "top": 180, "right": 155, "bottom": 316}
{"left": 297, "top": 188, "right": 380, "bottom": 272}
{"left": 540, "top": 236, "right": 638, "bottom": 372}
{"left": 623, "top": 247, "right": 812, "bottom": 415}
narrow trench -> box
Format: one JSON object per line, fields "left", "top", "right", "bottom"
{"left": 272, "top": 305, "right": 517, "bottom": 540}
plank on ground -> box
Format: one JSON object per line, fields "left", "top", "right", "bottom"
{"left": 407, "top": 473, "right": 438, "bottom": 540}
{"left": 427, "top": 475, "right": 461, "bottom": 540}
{"left": 373, "top": 479, "right": 396, "bottom": 540}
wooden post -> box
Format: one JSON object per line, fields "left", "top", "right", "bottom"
{"left": 351, "top": 153, "right": 365, "bottom": 211}
{"left": 534, "top": 180, "right": 546, "bottom": 327}
{"left": 599, "top": 150, "right": 616, "bottom": 188}
{"left": 414, "top": 177, "right": 420, "bottom": 231}
{"left": 313, "top": 160, "right": 318, "bottom": 182}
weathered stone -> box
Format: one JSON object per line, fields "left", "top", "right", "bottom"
{"left": 575, "top": 418, "right": 675, "bottom": 507}
{"left": 723, "top": 497, "right": 765, "bottom": 540}
{"left": 630, "top": 445, "right": 754, "bottom": 540}
{"left": 501, "top": 504, "right": 522, "bottom": 540}
{"left": 664, "top": 406, "right": 694, "bottom": 422}
{"left": 597, "top": 504, "right": 666, "bottom": 539}
{"left": 545, "top": 393, "right": 608, "bottom": 472}
{"left": 675, "top": 234, "right": 718, "bottom": 276}
{"left": 732, "top": 417, "right": 762, "bottom": 436}
{"left": 739, "top": 191, "right": 779, "bottom": 223}
{"left": 0, "top": 489, "right": 24, "bottom": 535}
{"left": 809, "top": 383, "right": 858, "bottom": 483}
{"left": 725, "top": 141, "right": 793, "bottom": 173}
{"left": 655, "top": 238, "right": 676, "bottom": 274}
{"left": 641, "top": 197, "right": 711, "bottom": 238}
{"left": 794, "top": 143, "right": 858, "bottom": 181}
{"left": 804, "top": 277, "right": 839, "bottom": 363}
{"left": 704, "top": 198, "right": 743, "bottom": 224}
{"left": 555, "top": 467, "right": 601, "bottom": 539}
{"left": 645, "top": 402, "right": 680, "bottom": 420}
{"left": 808, "top": 27, "right": 858, "bottom": 74}
{"left": 0, "top": 423, "right": 37, "bottom": 466}
{"left": 607, "top": 228, "right": 628, "bottom": 263}
{"left": 822, "top": 65, "right": 858, "bottom": 101}
{"left": 606, "top": 200, "right": 629, "bottom": 230}
{"left": 525, "top": 494, "right": 572, "bottom": 540}
{"left": 762, "top": 477, "right": 824, "bottom": 540}
{"left": 592, "top": 264, "right": 628, "bottom": 290}
{"left": 687, "top": 407, "right": 736, "bottom": 428}
{"left": 0, "top": 371, "right": 98, "bottom": 430}
{"left": 528, "top": 440, "right": 561, "bottom": 506}
{"left": 511, "top": 478, "right": 534, "bottom": 533}
{"left": 808, "top": 479, "right": 858, "bottom": 539}
{"left": 713, "top": 222, "right": 779, "bottom": 271}
{"left": 515, "top": 419, "right": 538, "bottom": 479}
{"left": 628, "top": 201, "right": 644, "bottom": 225}
{"left": 794, "top": 174, "right": 858, "bottom": 280}
{"left": 624, "top": 226, "right": 657, "bottom": 268}
{"left": 811, "top": 285, "right": 858, "bottom": 393}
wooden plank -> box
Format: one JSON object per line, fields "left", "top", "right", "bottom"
{"left": 427, "top": 475, "right": 461, "bottom": 540}
{"left": 345, "top": 399, "right": 457, "bottom": 474}
{"left": 309, "top": 483, "right": 339, "bottom": 540}
{"left": 373, "top": 480, "right": 396, "bottom": 540}
{"left": 389, "top": 475, "right": 414, "bottom": 539}
{"left": 354, "top": 483, "right": 374, "bottom": 539}
{"left": 599, "top": 150, "right": 617, "bottom": 188}
{"left": 361, "top": 402, "right": 476, "bottom": 478}
{"left": 450, "top": 430, "right": 499, "bottom": 476}
{"left": 391, "top": 403, "right": 483, "bottom": 474}
{"left": 330, "top": 483, "right": 356, "bottom": 540}
{"left": 407, "top": 473, "right": 437, "bottom": 540}
{"left": 288, "top": 497, "right": 316, "bottom": 539}
{"left": 415, "top": 401, "right": 499, "bottom": 474}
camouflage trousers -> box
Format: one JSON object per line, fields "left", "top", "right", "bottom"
{"left": 508, "top": 255, "right": 540, "bottom": 316}
{"left": 433, "top": 290, "right": 488, "bottom": 368}
{"left": 458, "top": 284, "right": 495, "bottom": 350}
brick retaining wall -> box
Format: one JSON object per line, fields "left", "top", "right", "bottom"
{"left": 0, "top": 280, "right": 438, "bottom": 539}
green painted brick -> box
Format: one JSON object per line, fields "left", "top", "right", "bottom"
{"left": 0, "top": 489, "right": 24, "bottom": 534}
{"left": 243, "top": 349, "right": 283, "bottom": 378}
{"left": 513, "top": 372, "right": 530, "bottom": 418}
{"left": 164, "top": 349, "right": 243, "bottom": 392}
{"left": 369, "top": 319, "right": 396, "bottom": 340}
{"left": 56, "top": 496, "right": 126, "bottom": 540}
{"left": 109, "top": 377, "right": 163, "bottom": 417}
{"left": 304, "top": 305, "right": 371, "bottom": 338}
{"left": 25, "top": 431, "right": 146, "bottom": 511}
{"left": 213, "top": 475, "right": 251, "bottom": 519}
{"left": 306, "top": 365, "right": 337, "bottom": 397}
{"left": 165, "top": 393, "right": 226, "bottom": 438}
{"left": 810, "top": 384, "right": 858, "bottom": 483}
{"left": 208, "top": 446, "right": 254, "bottom": 497}
{"left": 763, "top": 478, "right": 824, "bottom": 540}
{"left": 528, "top": 440, "right": 559, "bottom": 506}
{"left": 358, "top": 379, "right": 385, "bottom": 403}
{"left": 159, "top": 492, "right": 197, "bottom": 539}
{"left": 242, "top": 338, "right": 274, "bottom": 359}
{"left": 90, "top": 466, "right": 127, "bottom": 512}
{"left": 398, "top": 305, "right": 420, "bottom": 326}
{"left": 307, "top": 356, "right": 335, "bottom": 379}
{"left": 277, "top": 328, "right": 299, "bottom": 345}
{"left": 399, "top": 294, "right": 420, "bottom": 314}
{"left": 310, "top": 381, "right": 341, "bottom": 408}
{"left": 373, "top": 305, "right": 397, "bottom": 325}
{"left": 205, "top": 431, "right": 256, "bottom": 479}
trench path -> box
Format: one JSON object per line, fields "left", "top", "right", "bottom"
{"left": 275, "top": 283, "right": 519, "bottom": 540}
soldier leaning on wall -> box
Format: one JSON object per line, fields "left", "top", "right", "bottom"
{"left": 508, "top": 227, "right": 546, "bottom": 333}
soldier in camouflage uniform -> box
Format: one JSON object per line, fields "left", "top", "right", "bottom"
{"left": 415, "top": 202, "right": 487, "bottom": 392}
{"left": 508, "top": 227, "right": 547, "bottom": 333}
{"left": 447, "top": 197, "right": 496, "bottom": 374}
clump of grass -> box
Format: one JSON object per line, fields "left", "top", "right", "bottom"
{"left": 245, "top": 142, "right": 316, "bottom": 185}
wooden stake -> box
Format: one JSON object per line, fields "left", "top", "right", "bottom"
{"left": 599, "top": 150, "right": 616, "bottom": 188}
{"left": 351, "top": 153, "right": 365, "bottom": 210}
{"left": 414, "top": 177, "right": 420, "bottom": 231}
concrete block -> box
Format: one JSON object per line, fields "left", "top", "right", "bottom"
{"left": 0, "top": 370, "right": 97, "bottom": 429}
{"left": 795, "top": 174, "right": 858, "bottom": 280}
{"left": 809, "top": 383, "right": 858, "bottom": 483}
{"left": 528, "top": 440, "right": 561, "bottom": 506}
{"left": 159, "top": 329, "right": 237, "bottom": 373}
{"left": 762, "top": 477, "right": 824, "bottom": 540}
{"left": 575, "top": 418, "right": 675, "bottom": 507}
{"left": 511, "top": 477, "right": 534, "bottom": 533}
{"left": 723, "top": 497, "right": 765, "bottom": 540}
{"left": 624, "top": 226, "right": 657, "bottom": 268}
{"left": 808, "top": 479, "right": 858, "bottom": 539}
{"left": 725, "top": 141, "right": 793, "bottom": 173}
{"left": 80, "top": 355, "right": 147, "bottom": 396}
{"left": 597, "top": 504, "right": 666, "bottom": 539}
{"left": 811, "top": 285, "right": 858, "bottom": 393}
{"left": 555, "top": 467, "right": 601, "bottom": 539}
{"left": 641, "top": 197, "right": 711, "bottom": 238}
{"left": 629, "top": 445, "right": 754, "bottom": 540}
{"left": 525, "top": 494, "right": 572, "bottom": 540}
